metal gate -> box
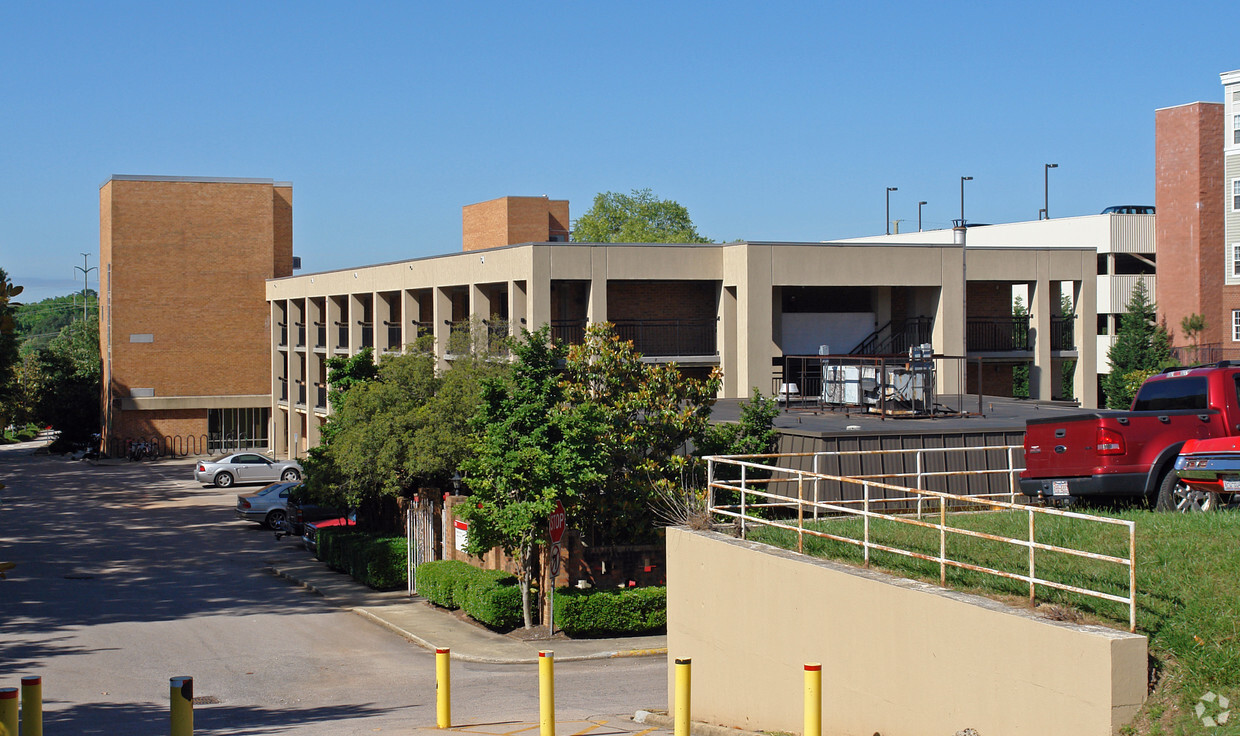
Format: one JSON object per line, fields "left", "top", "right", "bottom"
{"left": 405, "top": 494, "right": 438, "bottom": 596}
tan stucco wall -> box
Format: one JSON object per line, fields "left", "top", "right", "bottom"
{"left": 666, "top": 528, "right": 1146, "bottom": 736}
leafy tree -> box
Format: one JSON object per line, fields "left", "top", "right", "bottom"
{"left": 1102, "top": 278, "right": 1174, "bottom": 409}
{"left": 1012, "top": 296, "right": 1030, "bottom": 399}
{"left": 459, "top": 327, "right": 599, "bottom": 627}
{"left": 559, "top": 323, "right": 722, "bottom": 545}
{"left": 14, "top": 291, "right": 98, "bottom": 354}
{"left": 33, "top": 317, "right": 101, "bottom": 444}
{"left": 571, "top": 189, "right": 712, "bottom": 244}
{"left": 0, "top": 269, "right": 22, "bottom": 430}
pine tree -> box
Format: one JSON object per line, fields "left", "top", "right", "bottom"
{"left": 1102, "top": 277, "right": 1174, "bottom": 408}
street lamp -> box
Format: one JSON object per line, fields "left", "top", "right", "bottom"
{"left": 74, "top": 253, "right": 97, "bottom": 323}
{"left": 918, "top": 201, "right": 927, "bottom": 232}
{"left": 1044, "top": 163, "right": 1058, "bottom": 219}
{"left": 959, "top": 176, "right": 973, "bottom": 225}
{"left": 886, "top": 187, "right": 899, "bottom": 235}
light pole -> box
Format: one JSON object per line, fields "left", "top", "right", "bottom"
{"left": 959, "top": 176, "right": 973, "bottom": 225}
{"left": 74, "top": 253, "right": 97, "bottom": 323}
{"left": 1043, "top": 163, "right": 1058, "bottom": 219}
{"left": 918, "top": 201, "right": 927, "bottom": 232}
{"left": 886, "top": 187, "right": 898, "bottom": 235}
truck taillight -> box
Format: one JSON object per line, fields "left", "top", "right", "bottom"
{"left": 1096, "top": 427, "right": 1125, "bottom": 455}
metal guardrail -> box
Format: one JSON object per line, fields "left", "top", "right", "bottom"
{"left": 706, "top": 449, "right": 1137, "bottom": 632}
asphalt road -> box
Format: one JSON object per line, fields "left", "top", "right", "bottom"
{"left": 0, "top": 443, "right": 669, "bottom": 735}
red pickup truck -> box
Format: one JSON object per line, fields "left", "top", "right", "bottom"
{"left": 1020, "top": 363, "right": 1240, "bottom": 507}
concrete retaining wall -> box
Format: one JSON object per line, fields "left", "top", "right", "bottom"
{"left": 666, "top": 528, "right": 1146, "bottom": 736}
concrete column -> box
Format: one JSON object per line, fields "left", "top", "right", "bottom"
{"left": 1075, "top": 268, "right": 1099, "bottom": 408}
{"left": 348, "top": 294, "right": 364, "bottom": 356}
{"left": 730, "top": 244, "right": 775, "bottom": 397}
{"left": 527, "top": 250, "right": 553, "bottom": 333}
{"left": 433, "top": 286, "right": 453, "bottom": 370}
{"left": 1030, "top": 264, "right": 1054, "bottom": 400}
{"left": 588, "top": 249, "right": 607, "bottom": 325}
{"left": 270, "top": 300, "right": 288, "bottom": 458}
{"left": 306, "top": 298, "right": 323, "bottom": 449}
{"left": 719, "top": 284, "right": 738, "bottom": 398}
{"left": 509, "top": 280, "right": 528, "bottom": 336}
{"left": 402, "top": 289, "right": 420, "bottom": 349}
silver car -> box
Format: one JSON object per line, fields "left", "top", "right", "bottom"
{"left": 195, "top": 453, "right": 303, "bottom": 488}
{"left": 235, "top": 481, "right": 299, "bottom": 528}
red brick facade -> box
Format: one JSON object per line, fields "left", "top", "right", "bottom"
{"left": 100, "top": 177, "right": 293, "bottom": 450}
{"left": 1155, "top": 103, "right": 1225, "bottom": 346}
{"left": 462, "top": 196, "right": 569, "bottom": 252}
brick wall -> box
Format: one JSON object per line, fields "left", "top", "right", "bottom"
{"left": 462, "top": 196, "right": 570, "bottom": 251}
{"left": 967, "top": 281, "right": 1017, "bottom": 319}
{"left": 1156, "top": 103, "right": 1224, "bottom": 345}
{"left": 100, "top": 178, "right": 288, "bottom": 449}
{"left": 606, "top": 280, "right": 717, "bottom": 321}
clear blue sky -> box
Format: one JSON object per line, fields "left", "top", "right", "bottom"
{"left": 2, "top": 1, "right": 1236, "bottom": 302}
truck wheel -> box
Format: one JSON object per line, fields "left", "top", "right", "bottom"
{"left": 1155, "top": 471, "right": 1219, "bottom": 513}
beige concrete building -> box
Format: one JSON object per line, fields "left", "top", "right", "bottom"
{"left": 266, "top": 197, "right": 1097, "bottom": 458}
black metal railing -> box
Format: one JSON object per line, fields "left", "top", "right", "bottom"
{"left": 850, "top": 318, "right": 933, "bottom": 356}
{"left": 413, "top": 321, "right": 434, "bottom": 340}
{"left": 612, "top": 319, "right": 717, "bottom": 356}
{"left": 360, "top": 322, "right": 373, "bottom": 349}
{"left": 294, "top": 322, "right": 306, "bottom": 347}
{"left": 296, "top": 382, "right": 306, "bottom": 406}
{"left": 316, "top": 385, "right": 328, "bottom": 408}
{"left": 967, "top": 316, "right": 1030, "bottom": 352}
{"left": 386, "top": 323, "right": 402, "bottom": 349}
{"left": 278, "top": 378, "right": 288, "bottom": 402}
{"left": 314, "top": 323, "right": 326, "bottom": 348}
{"left": 335, "top": 321, "right": 348, "bottom": 348}
{"left": 1051, "top": 315, "right": 1076, "bottom": 351}
{"left": 552, "top": 320, "right": 587, "bottom": 345}
{"left": 277, "top": 322, "right": 287, "bottom": 347}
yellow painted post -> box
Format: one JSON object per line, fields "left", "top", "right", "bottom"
{"left": 674, "top": 658, "right": 691, "bottom": 736}
{"left": 804, "top": 664, "right": 822, "bottom": 736}
{"left": 20, "top": 676, "right": 42, "bottom": 736}
{"left": 539, "top": 650, "right": 555, "bottom": 736}
{"left": 0, "top": 688, "right": 17, "bottom": 736}
{"left": 436, "top": 647, "right": 451, "bottom": 728}
{"left": 170, "top": 676, "right": 193, "bottom": 736}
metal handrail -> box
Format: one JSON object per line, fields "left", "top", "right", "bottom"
{"left": 706, "top": 452, "right": 1137, "bottom": 632}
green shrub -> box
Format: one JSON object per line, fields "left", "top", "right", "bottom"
{"left": 414, "top": 560, "right": 521, "bottom": 629}
{"left": 553, "top": 586, "right": 667, "bottom": 636}
{"left": 316, "top": 529, "right": 407, "bottom": 590}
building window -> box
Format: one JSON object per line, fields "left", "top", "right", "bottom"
{"left": 1233, "top": 244, "right": 1240, "bottom": 278}
{"left": 1234, "top": 311, "right": 1240, "bottom": 342}
{"left": 1234, "top": 114, "right": 1240, "bottom": 145}
{"left": 208, "top": 407, "right": 270, "bottom": 453}
{"left": 1235, "top": 180, "right": 1240, "bottom": 211}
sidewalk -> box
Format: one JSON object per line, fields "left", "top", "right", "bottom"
{"left": 269, "top": 557, "right": 668, "bottom": 664}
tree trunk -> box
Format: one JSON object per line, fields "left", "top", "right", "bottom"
{"left": 519, "top": 543, "right": 534, "bottom": 629}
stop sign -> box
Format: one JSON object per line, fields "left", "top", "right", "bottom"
{"left": 548, "top": 499, "right": 566, "bottom": 544}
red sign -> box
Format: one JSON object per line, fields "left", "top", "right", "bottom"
{"left": 548, "top": 500, "right": 566, "bottom": 544}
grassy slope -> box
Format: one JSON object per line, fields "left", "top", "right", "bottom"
{"left": 749, "top": 510, "right": 1240, "bottom": 735}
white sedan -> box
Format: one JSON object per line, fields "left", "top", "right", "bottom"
{"left": 194, "top": 453, "right": 303, "bottom": 488}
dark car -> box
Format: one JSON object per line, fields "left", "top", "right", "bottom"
{"left": 274, "top": 486, "right": 348, "bottom": 539}
{"left": 302, "top": 514, "right": 358, "bottom": 554}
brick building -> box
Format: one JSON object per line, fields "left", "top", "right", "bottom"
{"left": 99, "top": 175, "right": 293, "bottom": 455}
{"left": 1155, "top": 101, "right": 1225, "bottom": 351}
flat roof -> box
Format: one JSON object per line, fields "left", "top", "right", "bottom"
{"left": 101, "top": 174, "right": 290, "bottom": 188}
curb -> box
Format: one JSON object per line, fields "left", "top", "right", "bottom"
{"left": 635, "top": 710, "right": 767, "bottom": 736}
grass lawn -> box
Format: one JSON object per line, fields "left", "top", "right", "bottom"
{"left": 748, "top": 509, "right": 1240, "bottom": 736}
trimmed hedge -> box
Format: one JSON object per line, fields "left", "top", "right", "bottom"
{"left": 414, "top": 560, "right": 522, "bottom": 630}
{"left": 552, "top": 586, "right": 667, "bottom": 637}
{"left": 316, "top": 529, "right": 407, "bottom": 590}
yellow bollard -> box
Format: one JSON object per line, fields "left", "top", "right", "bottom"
{"left": 674, "top": 658, "right": 691, "bottom": 736}
{"left": 436, "top": 647, "right": 451, "bottom": 728}
{"left": 539, "top": 650, "right": 555, "bottom": 736}
{"left": 0, "top": 687, "right": 17, "bottom": 736}
{"left": 804, "top": 663, "right": 822, "bottom": 736}
{"left": 170, "top": 676, "right": 194, "bottom": 736}
{"left": 21, "top": 676, "right": 42, "bottom": 736}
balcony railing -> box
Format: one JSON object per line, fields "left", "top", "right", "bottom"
{"left": 336, "top": 322, "right": 348, "bottom": 349}
{"left": 386, "top": 323, "right": 402, "bottom": 350}
{"left": 277, "top": 322, "right": 287, "bottom": 347}
{"left": 967, "top": 317, "right": 1030, "bottom": 352}
{"left": 316, "top": 385, "right": 327, "bottom": 409}
{"left": 1051, "top": 315, "right": 1076, "bottom": 351}
{"left": 413, "top": 321, "right": 434, "bottom": 340}
{"left": 360, "top": 323, "right": 373, "bottom": 349}
{"left": 552, "top": 320, "right": 587, "bottom": 345}
{"left": 294, "top": 322, "right": 306, "bottom": 348}
{"left": 314, "top": 323, "right": 326, "bottom": 349}
{"left": 296, "top": 383, "right": 306, "bottom": 406}
{"left": 613, "top": 319, "right": 717, "bottom": 357}
{"left": 278, "top": 379, "right": 288, "bottom": 402}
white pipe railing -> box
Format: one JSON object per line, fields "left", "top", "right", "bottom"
{"left": 706, "top": 452, "right": 1137, "bottom": 633}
